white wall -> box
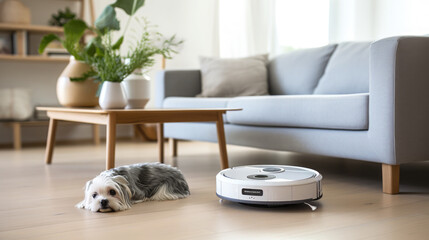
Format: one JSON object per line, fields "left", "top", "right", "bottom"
{"left": 374, "top": 0, "right": 429, "bottom": 39}
{"left": 329, "top": 0, "right": 429, "bottom": 43}
{"left": 329, "top": 0, "right": 375, "bottom": 43}
{"left": 140, "top": 0, "right": 219, "bottom": 69}
{"left": 218, "top": 0, "right": 276, "bottom": 58}
{"left": 0, "top": 0, "right": 218, "bottom": 146}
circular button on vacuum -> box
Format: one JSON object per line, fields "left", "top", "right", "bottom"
{"left": 255, "top": 175, "right": 268, "bottom": 178}
{"left": 262, "top": 167, "right": 285, "bottom": 173}
{"left": 247, "top": 174, "right": 276, "bottom": 180}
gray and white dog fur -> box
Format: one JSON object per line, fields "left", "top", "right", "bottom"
{"left": 76, "top": 163, "right": 190, "bottom": 212}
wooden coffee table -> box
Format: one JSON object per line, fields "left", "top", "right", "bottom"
{"left": 37, "top": 107, "right": 239, "bottom": 170}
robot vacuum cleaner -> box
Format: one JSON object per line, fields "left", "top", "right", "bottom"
{"left": 216, "top": 165, "right": 322, "bottom": 205}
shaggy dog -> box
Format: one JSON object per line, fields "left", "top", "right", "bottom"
{"left": 76, "top": 163, "right": 190, "bottom": 212}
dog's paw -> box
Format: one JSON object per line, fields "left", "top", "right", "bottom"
{"left": 75, "top": 201, "right": 85, "bottom": 209}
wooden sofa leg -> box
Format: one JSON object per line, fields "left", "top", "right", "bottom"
{"left": 169, "top": 138, "right": 178, "bottom": 157}
{"left": 382, "top": 164, "right": 400, "bottom": 194}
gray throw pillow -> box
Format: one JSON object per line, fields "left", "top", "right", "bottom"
{"left": 314, "top": 42, "right": 371, "bottom": 94}
{"left": 197, "top": 54, "right": 269, "bottom": 97}
{"left": 268, "top": 44, "right": 337, "bottom": 95}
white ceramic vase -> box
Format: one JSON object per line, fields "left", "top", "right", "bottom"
{"left": 121, "top": 69, "right": 150, "bottom": 109}
{"left": 98, "top": 82, "right": 127, "bottom": 109}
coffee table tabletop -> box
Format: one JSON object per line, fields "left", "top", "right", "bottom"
{"left": 37, "top": 107, "right": 240, "bottom": 170}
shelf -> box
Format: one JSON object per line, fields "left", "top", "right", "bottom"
{"left": 0, "top": 54, "right": 69, "bottom": 62}
{"left": 0, "top": 23, "right": 63, "bottom": 34}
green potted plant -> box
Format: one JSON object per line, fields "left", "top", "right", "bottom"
{"left": 92, "top": 32, "right": 181, "bottom": 109}
{"left": 49, "top": 7, "right": 77, "bottom": 26}
{"left": 39, "top": 0, "right": 182, "bottom": 109}
{"left": 39, "top": 19, "right": 99, "bottom": 107}
{"left": 85, "top": 2, "right": 182, "bottom": 109}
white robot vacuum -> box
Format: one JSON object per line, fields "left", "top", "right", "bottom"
{"left": 216, "top": 165, "right": 322, "bottom": 205}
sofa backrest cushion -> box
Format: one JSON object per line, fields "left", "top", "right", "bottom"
{"left": 197, "top": 54, "right": 269, "bottom": 97}
{"left": 314, "top": 42, "right": 371, "bottom": 94}
{"left": 268, "top": 44, "right": 337, "bottom": 95}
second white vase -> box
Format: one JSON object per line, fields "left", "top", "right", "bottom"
{"left": 121, "top": 70, "right": 150, "bottom": 109}
{"left": 99, "top": 82, "right": 127, "bottom": 109}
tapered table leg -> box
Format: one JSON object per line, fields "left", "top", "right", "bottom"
{"left": 92, "top": 124, "right": 100, "bottom": 145}
{"left": 106, "top": 113, "right": 117, "bottom": 170}
{"left": 45, "top": 118, "right": 58, "bottom": 164}
{"left": 169, "top": 138, "right": 178, "bottom": 157}
{"left": 216, "top": 113, "right": 229, "bottom": 169}
{"left": 158, "top": 123, "right": 164, "bottom": 163}
{"left": 12, "top": 122, "right": 22, "bottom": 150}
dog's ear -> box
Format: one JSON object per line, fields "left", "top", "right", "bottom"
{"left": 112, "top": 176, "right": 128, "bottom": 186}
{"left": 112, "top": 176, "right": 131, "bottom": 196}
{"left": 112, "top": 176, "right": 132, "bottom": 209}
{"left": 84, "top": 180, "right": 93, "bottom": 191}
{"left": 75, "top": 180, "right": 93, "bottom": 209}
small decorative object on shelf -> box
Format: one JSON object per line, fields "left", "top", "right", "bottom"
{"left": 39, "top": 0, "right": 183, "bottom": 109}
{"left": 0, "top": 0, "right": 31, "bottom": 24}
{"left": 49, "top": 7, "right": 77, "bottom": 27}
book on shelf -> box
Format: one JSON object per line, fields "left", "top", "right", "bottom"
{"left": 0, "top": 31, "right": 14, "bottom": 54}
{"left": 11, "top": 30, "right": 27, "bottom": 55}
{"left": 43, "top": 48, "right": 70, "bottom": 58}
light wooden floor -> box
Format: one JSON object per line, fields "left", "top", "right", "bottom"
{"left": 1, "top": 140, "right": 429, "bottom": 240}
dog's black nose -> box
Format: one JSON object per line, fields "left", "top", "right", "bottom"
{"left": 100, "top": 199, "right": 109, "bottom": 208}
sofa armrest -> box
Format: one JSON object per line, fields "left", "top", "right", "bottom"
{"left": 369, "top": 36, "right": 429, "bottom": 164}
{"left": 155, "top": 70, "right": 202, "bottom": 108}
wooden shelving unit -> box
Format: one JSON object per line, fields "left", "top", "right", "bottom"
{"left": 0, "top": 23, "right": 63, "bottom": 33}
{"left": 0, "top": 0, "right": 95, "bottom": 63}
{"left": 0, "top": 23, "right": 67, "bottom": 62}
{"left": 0, "top": 54, "right": 69, "bottom": 62}
{"left": 0, "top": 0, "right": 98, "bottom": 149}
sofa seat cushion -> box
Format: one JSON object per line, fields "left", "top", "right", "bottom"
{"left": 163, "top": 96, "right": 232, "bottom": 108}
{"left": 226, "top": 93, "right": 369, "bottom": 130}
{"left": 163, "top": 97, "right": 232, "bottom": 122}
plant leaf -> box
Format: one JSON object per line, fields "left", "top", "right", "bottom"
{"left": 84, "top": 36, "right": 103, "bottom": 56}
{"left": 112, "top": 36, "right": 124, "bottom": 50}
{"left": 112, "top": 0, "right": 145, "bottom": 16}
{"left": 84, "top": 38, "right": 96, "bottom": 56}
{"left": 38, "top": 34, "right": 61, "bottom": 54}
{"left": 70, "top": 68, "right": 97, "bottom": 82}
{"left": 95, "top": 5, "right": 120, "bottom": 34}
{"left": 63, "top": 19, "right": 88, "bottom": 44}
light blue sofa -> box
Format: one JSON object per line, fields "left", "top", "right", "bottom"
{"left": 155, "top": 36, "right": 429, "bottom": 194}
